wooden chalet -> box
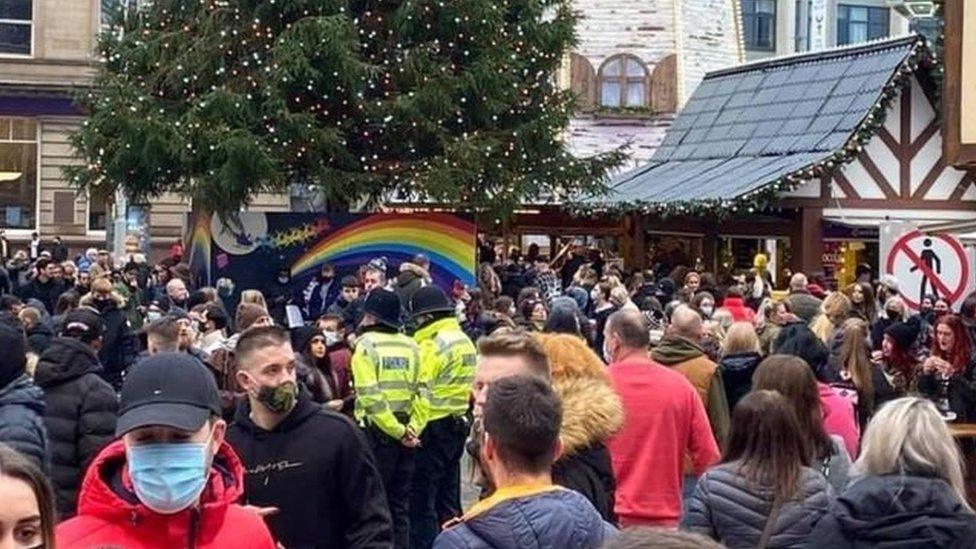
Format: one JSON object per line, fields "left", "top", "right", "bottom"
{"left": 539, "top": 35, "right": 976, "bottom": 286}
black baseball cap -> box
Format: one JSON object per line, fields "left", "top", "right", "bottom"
{"left": 115, "top": 353, "right": 222, "bottom": 437}
{"left": 61, "top": 307, "right": 105, "bottom": 340}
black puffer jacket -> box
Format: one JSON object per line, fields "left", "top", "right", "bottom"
{"left": 0, "top": 373, "right": 48, "bottom": 471}
{"left": 681, "top": 462, "right": 832, "bottom": 548}
{"left": 34, "top": 337, "right": 117, "bottom": 518}
{"left": 806, "top": 475, "right": 976, "bottom": 548}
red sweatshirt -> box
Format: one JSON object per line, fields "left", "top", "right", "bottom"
{"left": 607, "top": 356, "right": 720, "bottom": 527}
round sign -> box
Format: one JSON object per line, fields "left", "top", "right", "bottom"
{"left": 211, "top": 213, "right": 268, "bottom": 255}
{"left": 885, "top": 230, "right": 970, "bottom": 309}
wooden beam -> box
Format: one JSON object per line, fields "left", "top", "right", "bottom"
{"left": 832, "top": 170, "right": 861, "bottom": 199}
{"left": 909, "top": 120, "right": 939, "bottom": 157}
{"left": 858, "top": 153, "right": 900, "bottom": 199}
{"left": 877, "top": 127, "right": 901, "bottom": 154}
{"left": 779, "top": 197, "right": 976, "bottom": 210}
{"left": 949, "top": 172, "right": 976, "bottom": 201}
{"left": 900, "top": 82, "right": 913, "bottom": 198}
{"left": 911, "top": 158, "right": 947, "bottom": 200}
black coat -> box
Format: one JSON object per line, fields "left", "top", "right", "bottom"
{"left": 552, "top": 443, "right": 617, "bottom": 524}
{"left": 26, "top": 322, "right": 54, "bottom": 355}
{"left": 917, "top": 356, "right": 976, "bottom": 423}
{"left": 806, "top": 475, "right": 976, "bottom": 548}
{"left": 0, "top": 373, "right": 47, "bottom": 471}
{"left": 34, "top": 337, "right": 117, "bottom": 518}
{"left": 227, "top": 391, "right": 393, "bottom": 549}
{"left": 17, "top": 277, "right": 65, "bottom": 315}
{"left": 718, "top": 352, "right": 762, "bottom": 410}
{"left": 90, "top": 300, "right": 137, "bottom": 389}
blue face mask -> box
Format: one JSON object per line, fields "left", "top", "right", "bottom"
{"left": 127, "top": 438, "right": 212, "bottom": 515}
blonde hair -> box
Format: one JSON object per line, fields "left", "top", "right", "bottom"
{"left": 722, "top": 322, "right": 760, "bottom": 356}
{"left": 838, "top": 318, "right": 875, "bottom": 408}
{"left": 811, "top": 291, "right": 852, "bottom": 343}
{"left": 856, "top": 397, "right": 972, "bottom": 512}
{"left": 240, "top": 289, "right": 268, "bottom": 310}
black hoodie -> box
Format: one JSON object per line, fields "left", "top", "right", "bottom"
{"left": 34, "top": 337, "right": 117, "bottom": 518}
{"left": 806, "top": 474, "right": 976, "bottom": 548}
{"left": 226, "top": 390, "right": 393, "bottom": 549}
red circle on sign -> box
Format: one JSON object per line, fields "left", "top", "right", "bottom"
{"left": 885, "top": 230, "right": 970, "bottom": 309}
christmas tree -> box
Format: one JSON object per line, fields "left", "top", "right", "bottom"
{"left": 67, "top": 0, "right": 626, "bottom": 215}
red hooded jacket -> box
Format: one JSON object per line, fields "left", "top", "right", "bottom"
{"left": 57, "top": 439, "right": 276, "bottom": 549}
{"left": 719, "top": 297, "right": 756, "bottom": 324}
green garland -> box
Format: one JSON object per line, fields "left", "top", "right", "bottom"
{"left": 570, "top": 37, "right": 942, "bottom": 219}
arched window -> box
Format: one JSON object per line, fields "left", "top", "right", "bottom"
{"left": 599, "top": 55, "right": 648, "bottom": 108}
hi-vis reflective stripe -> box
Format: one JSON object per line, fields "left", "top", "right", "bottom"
{"left": 436, "top": 372, "right": 475, "bottom": 386}
{"left": 358, "top": 384, "right": 382, "bottom": 395}
{"left": 377, "top": 380, "right": 414, "bottom": 391}
{"left": 430, "top": 395, "right": 467, "bottom": 407}
{"left": 435, "top": 337, "right": 473, "bottom": 358}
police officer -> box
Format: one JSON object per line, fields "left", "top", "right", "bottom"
{"left": 352, "top": 288, "right": 429, "bottom": 549}
{"left": 407, "top": 286, "right": 477, "bottom": 549}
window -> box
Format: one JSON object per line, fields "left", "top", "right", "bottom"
{"left": 0, "top": 118, "right": 37, "bottom": 229}
{"left": 909, "top": 17, "right": 941, "bottom": 44}
{"left": 837, "top": 5, "right": 890, "bottom": 45}
{"left": 743, "top": 0, "right": 776, "bottom": 51}
{"left": 599, "top": 55, "right": 648, "bottom": 108}
{"left": 88, "top": 196, "right": 108, "bottom": 231}
{"left": 0, "top": 0, "right": 31, "bottom": 56}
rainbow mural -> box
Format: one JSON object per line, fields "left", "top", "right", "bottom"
{"left": 289, "top": 213, "right": 476, "bottom": 286}
{"left": 185, "top": 213, "right": 212, "bottom": 285}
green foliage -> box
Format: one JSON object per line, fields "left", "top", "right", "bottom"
{"left": 67, "top": 0, "right": 626, "bottom": 214}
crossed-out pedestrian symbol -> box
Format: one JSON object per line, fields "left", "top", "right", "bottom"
{"left": 885, "top": 230, "right": 969, "bottom": 309}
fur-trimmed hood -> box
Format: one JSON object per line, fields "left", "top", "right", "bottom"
{"left": 554, "top": 375, "right": 624, "bottom": 456}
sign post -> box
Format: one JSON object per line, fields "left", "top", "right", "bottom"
{"left": 880, "top": 222, "right": 976, "bottom": 311}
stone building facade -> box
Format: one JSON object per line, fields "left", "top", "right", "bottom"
{"left": 560, "top": 0, "right": 744, "bottom": 167}
{"left": 0, "top": 0, "right": 288, "bottom": 257}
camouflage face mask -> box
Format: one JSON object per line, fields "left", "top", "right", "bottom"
{"left": 255, "top": 380, "right": 298, "bottom": 414}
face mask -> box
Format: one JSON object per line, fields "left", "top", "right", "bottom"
{"left": 323, "top": 330, "right": 340, "bottom": 347}
{"left": 254, "top": 380, "right": 298, "bottom": 414}
{"left": 278, "top": 276, "right": 290, "bottom": 284}
{"left": 602, "top": 340, "right": 614, "bottom": 364}
{"left": 127, "top": 437, "right": 212, "bottom": 515}
{"left": 146, "top": 310, "right": 162, "bottom": 323}
{"left": 320, "top": 274, "right": 334, "bottom": 283}
{"left": 701, "top": 305, "right": 714, "bottom": 317}
{"left": 590, "top": 288, "right": 600, "bottom": 302}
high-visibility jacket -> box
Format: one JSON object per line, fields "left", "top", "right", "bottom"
{"left": 413, "top": 317, "right": 476, "bottom": 422}
{"left": 352, "top": 329, "right": 430, "bottom": 440}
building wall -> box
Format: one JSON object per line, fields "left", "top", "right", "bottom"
{"left": 744, "top": 0, "right": 911, "bottom": 61}
{"left": 565, "top": 0, "right": 742, "bottom": 165}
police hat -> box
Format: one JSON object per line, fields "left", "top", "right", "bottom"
{"left": 363, "top": 289, "right": 402, "bottom": 329}
{"left": 410, "top": 286, "right": 455, "bottom": 318}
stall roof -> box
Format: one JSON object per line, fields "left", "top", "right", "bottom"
{"left": 602, "top": 36, "right": 921, "bottom": 206}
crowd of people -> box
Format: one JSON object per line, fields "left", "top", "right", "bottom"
{"left": 0, "top": 235, "right": 974, "bottom": 548}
